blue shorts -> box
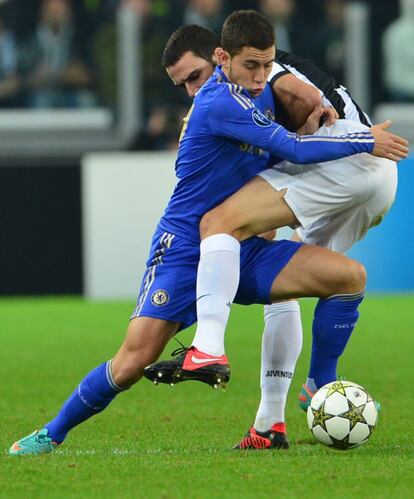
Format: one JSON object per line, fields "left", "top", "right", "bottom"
{"left": 131, "top": 227, "right": 302, "bottom": 331}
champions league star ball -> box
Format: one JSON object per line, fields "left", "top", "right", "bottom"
{"left": 307, "top": 380, "right": 378, "bottom": 450}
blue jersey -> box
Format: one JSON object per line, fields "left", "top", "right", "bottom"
{"left": 158, "top": 66, "right": 375, "bottom": 243}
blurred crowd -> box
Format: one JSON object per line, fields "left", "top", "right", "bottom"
{"left": 0, "top": 0, "right": 410, "bottom": 149}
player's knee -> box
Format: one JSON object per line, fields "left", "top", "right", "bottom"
{"left": 112, "top": 349, "right": 160, "bottom": 388}
{"left": 344, "top": 259, "right": 367, "bottom": 293}
{"left": 200, "top": 209, "right": 232, "bottom": 239}
{"left": 200, "top": 211, "right": 216, "bottom": 238}
{"left": 114, "top": 364, "right": 143, "bottom": 388}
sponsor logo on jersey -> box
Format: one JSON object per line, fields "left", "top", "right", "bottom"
{"left": 151, "top": 289, "right": 169, "bottom": 306}
{"left": 265, "top": 370, "right": 293, "bottom": 378}
{"left": 252, "top": 108, "right": 272, "bottom": 127}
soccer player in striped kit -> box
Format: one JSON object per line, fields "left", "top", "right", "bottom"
{"left": 147, "top": 16, "right": 404, "bottom": 449}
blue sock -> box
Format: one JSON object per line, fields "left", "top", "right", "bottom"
{"left": 308, "top": 291, "right": 365, "bottom": 389}
{"left": 45, "top": 361, "right": 123, "bottom": 443}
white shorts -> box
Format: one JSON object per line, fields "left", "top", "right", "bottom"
{"left": 259, "top": 120, "right": 398, "bottom": 253}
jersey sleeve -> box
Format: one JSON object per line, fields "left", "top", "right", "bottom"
{"left": 208, "top": 84, "right": 374, "bottom": 165}
{"left": 268, "top": 61, "right": 290, "bottom": 86}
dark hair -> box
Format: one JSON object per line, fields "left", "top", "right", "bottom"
{"left": 162, "top": 25, "right": 220, "bottom": 68}
{"left": 221, "top": 10, "right": 275, "bottom": 56}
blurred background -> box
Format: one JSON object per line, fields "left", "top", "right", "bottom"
{"left": 0, "top": 0, "right": 413, "bottom": 298}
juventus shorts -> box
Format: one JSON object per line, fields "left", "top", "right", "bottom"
{"left": 259, "top": 120, "right": 397, "bottom": 253}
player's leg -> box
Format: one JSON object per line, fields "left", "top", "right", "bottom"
{"left": 192, "top": 177, "right": 296, "bottom": 357}
{"left": 238, "top": 148, "right": 396, "bottom": 436}
{"left": 242, "top": 228, "right": 303, "bottom": 445}
{"left": 252, "top": 151, "right": 397, "bottom": 420}
{"left": 270, "top": 244, "right": 366, "bottom": 398}
{"left": 254, "top": 301, "right": 302, "bottom": 432}
{"left": 296, "top": 163, "right": 397, "bottom": 408}
{"left": 235, "top": 241, "right": 365, "bottom": 448}
{"left": 9, "top": 228, "right": 199, "bottom": 456}
{"left": 252, "top": 161, "right": 395, "bottom": 423}
{"left": 232, "top": 238, "right": 364, "bottom": 449}
{"left": 268, "top": 231, "right": 339, "bottom": 410}
{"left": 9, "top": 317, "right": 179, "bottom": 456}
{"left": 234, "top": 299, "right": 302, "bottom": 450}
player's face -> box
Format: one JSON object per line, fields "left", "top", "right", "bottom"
{"left": 223, "top": 46, "right": 275, "bottom": 97}
{"left": 167, "top": 51, "right": 215, "bottom": 98}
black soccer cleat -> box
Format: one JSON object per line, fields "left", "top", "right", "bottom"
{"left": 234, "top": 423, "right": 289, "bottom": 450}
{"left": 144, "top": 346, "right": 230, "bottom": 388}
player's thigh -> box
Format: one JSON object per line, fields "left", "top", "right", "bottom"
{"left": 270, "top": 244, "right": 366, "bottom": 299}
{"left": 200, "top": 175, "right": 298, "bottom": 240}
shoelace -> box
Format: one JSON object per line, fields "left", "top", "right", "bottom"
{"left": 170, "top": 346, "right": 189, "bottom": 357}
{"left": 35, "top": 431, "right": 50, "bottom": 443}
{"left": 170, "top": 337, "right": 190, "bottom": 357}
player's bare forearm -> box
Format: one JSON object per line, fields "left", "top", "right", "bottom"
{"left": 272, "top": 74, "right": 321, "bottom": 131}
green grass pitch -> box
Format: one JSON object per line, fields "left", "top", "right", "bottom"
{"left": 1, "top": 296, "right": 413, "bottom": 498}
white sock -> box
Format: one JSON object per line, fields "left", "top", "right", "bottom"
{"left": 254, "top": 301, "right": 303, "bottom": 432}
{"left": 192, "top": 234, "right": 240, "bottom": 357}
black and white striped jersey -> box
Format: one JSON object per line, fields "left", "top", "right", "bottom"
{"left": 270, "top": 50, "right": 372, "bottom": 126}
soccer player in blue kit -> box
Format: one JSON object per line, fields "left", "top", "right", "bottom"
{"left": 9, "top": 11, "right": 408, "bottom": 455}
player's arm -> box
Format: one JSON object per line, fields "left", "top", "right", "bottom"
{"left": 269, "top": 62, "right": 337, "bottom": 131}
{"left": 208, "top": 86, "right": 408, "bottom": 164}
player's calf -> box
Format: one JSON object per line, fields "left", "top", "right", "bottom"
{"left": 112, "top": 317, "right": 179, "bottom": 388}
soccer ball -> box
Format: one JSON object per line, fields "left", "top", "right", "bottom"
{"left": 307, "top": 380, "right": 378, "bottom": 450}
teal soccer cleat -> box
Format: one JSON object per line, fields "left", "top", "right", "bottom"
{"left": 298, "top": 383, "right": 315, "bottom": 412}
{"left": 9, "top": 428, "right": 58, "bottom": 456}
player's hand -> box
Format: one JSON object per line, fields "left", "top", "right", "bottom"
{"left": 370, "top": 121, "right": 409, "bottom": 162}
{"left": 297, "top": 106, "right": 336, "bottom": 135}
{"left": 320, "top": 106, "right": 338, "bottom": 126}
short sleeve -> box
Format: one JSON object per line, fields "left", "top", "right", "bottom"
{"left": 268, "top": 61, "right": 290, "bottom": 86}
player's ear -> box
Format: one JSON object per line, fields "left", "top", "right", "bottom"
{"left": 220, "top": 50, "right": 231, "bottom": 69}
{"left": 213, "top": 47, "right": 225, "bottom": 65}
